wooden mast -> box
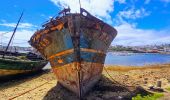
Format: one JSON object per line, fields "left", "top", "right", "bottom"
{"left": 2, "top": 11, "right": 24, "bottom": 58}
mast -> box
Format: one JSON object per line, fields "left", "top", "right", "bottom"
{"left": 2, "top": 11, "right": 24, "bottom": 58}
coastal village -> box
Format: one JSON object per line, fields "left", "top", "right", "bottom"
{"left": 109, "top": 44, "right": 170, "bottom": 54}
{"left": 0, "top": 45, "right": 33, "bottom": 54}
{"left": 1, "top": 44, "right": 170, "bottom": 54}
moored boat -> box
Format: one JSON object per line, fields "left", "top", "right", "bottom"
{"left": 0, "top": 12, "right": 47, "bottom": 77}
{"left": 29, "top": 8, "right": 117, "bottom": 97}
{"left": 0, "top": 56, "right": 47, "bottom": 77}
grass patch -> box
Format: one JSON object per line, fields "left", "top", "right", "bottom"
{"left": 165, "top": 87, "right": 170, "bottom": 91}
{"left": 132, "top": 93, "right": 164, "bottom": 100}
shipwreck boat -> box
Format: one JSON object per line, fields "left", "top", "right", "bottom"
{"left": 0, "top": 12, "right": 47, "bottom": 77}
{"left": 29, "top": 8, "right": 117, "bottom": 97}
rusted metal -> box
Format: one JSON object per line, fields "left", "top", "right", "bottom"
{"left": 29, "top": 8, "right": 117, "bottom": 98}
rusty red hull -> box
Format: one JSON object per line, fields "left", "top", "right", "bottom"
{"left": 52, "top": 62, "right": 103, "bottom": 95}
{"left": 29, "top": 8, "right": 117, "bottom": 97}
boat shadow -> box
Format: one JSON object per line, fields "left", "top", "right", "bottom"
{"left": 0, "top": 69, "right": 51, "bottom": 89}
{"left": 43, "top": 75, "right": 149, "bottom": 100}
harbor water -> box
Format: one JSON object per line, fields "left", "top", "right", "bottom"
{"left": 44, "top": 52, "right": 170, "bottom": 69}
{"left": 105, "top": 52, "right": 170, "bottom": 66}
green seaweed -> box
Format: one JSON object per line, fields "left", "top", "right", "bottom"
{"left": 132, "top": 93, "right": 164, "bottom": 100}
{"left": 165, "top": 87, "right": 170, "bottom": 91}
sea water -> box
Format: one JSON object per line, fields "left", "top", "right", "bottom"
{"left": 105, "top": 52, "right": 170, "bottom": 66}
{"left": 44, "top": 52, "right": 170, "bottom": 69}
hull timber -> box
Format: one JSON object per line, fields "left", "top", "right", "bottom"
{"left": 0, "top": 58, "right": 47, "bottom": 77}
{"left": 29, "top": 8, "right": 117, "bottom": 97}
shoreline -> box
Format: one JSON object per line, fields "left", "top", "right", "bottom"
{"left": 108, "top": 51, "right": 170, "bottom": 55}
{"left": 105, "top": 63, "right": 170, "bottom": 69}
{"left": 0, "top": 64, "right": 170, "bottom": 99}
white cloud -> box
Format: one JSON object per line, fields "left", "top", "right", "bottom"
{"left": 112, "top": 23, "right": 170, "bottom": 46}
{"left": 115, "top": 0, "right": 126, "bottom": 4}
{"left": 1, "top": 0, "right": 166, "bottom": 47}
{"left": 1, "top": 23, "right": 169, "bottom": 47}
{"left": 50, "top": 0, "right": 114, "bottom": 24}
{"left": 0, "top": 22, "right": 37, "bottom": 29}
{"left": 118, "top": 7, "right": 150, "bottom": 20}
{"left": 110, "top": 3, "right": 169, "bottom": 46}
{"left": 0, "top": 30, "right": 34, "bottom": 47}
{"left": 48, "top": 16, "right": 53, "bottom": 19}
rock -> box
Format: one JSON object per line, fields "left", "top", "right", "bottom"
{"left": 153, "top": 87, "right": 164, "bottom": 92}
{"left": 139, "top": 76, "right": 142, "bottom": 78}
{"left": 125, "top": 74, "right": 129, "bottom": 78}
{"left": 149, "top": 85, "right": 154, "bottom": 90}
{"left": 144, "top": 78, "right": 148, "bottom": 80}
{"left": 144, "top": 81, "right": 147, "bottom": 84}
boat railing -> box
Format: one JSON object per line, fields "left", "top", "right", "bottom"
{"left": 42, "top": 7, "right": 70, "bottom": 28}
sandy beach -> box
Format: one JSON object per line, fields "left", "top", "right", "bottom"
{"left": 0, "top": 64, "right": 170, "bottom": 100}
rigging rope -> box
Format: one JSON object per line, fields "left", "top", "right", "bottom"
{"left": 9, "top": 81, "right": 49, "bottom": 100}
{"left": 103, "top": 66, "right": 133, "bottom": 92}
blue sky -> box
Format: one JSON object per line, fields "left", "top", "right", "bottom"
{"left": 0, "top": 0, "right": 170, "bottom": 47}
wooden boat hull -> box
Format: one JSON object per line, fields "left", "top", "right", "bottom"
{"left": 30, "top": 9, "right": 117, "bottom": 97}
{"left": 52, "top": 62, "right": 103, "bottom": 95}
{"left": 0, "top": 58, "right": 47, "bottom": 77}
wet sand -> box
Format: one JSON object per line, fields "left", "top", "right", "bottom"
{"left": 0, "top": 64, "right": 170, "bottom": 100}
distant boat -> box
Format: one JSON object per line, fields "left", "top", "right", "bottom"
{"left": 29, "top": 8, "right": 117, "bottom": 97}
{"left": 0, "top": 12, "right": 47, "bottom": 77}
